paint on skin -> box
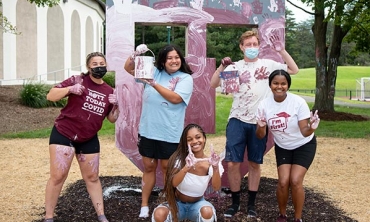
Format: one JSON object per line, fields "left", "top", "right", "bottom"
{"left": 88, "top": 154, "right": 100, "bottom": 173}
{"left": 55, "top": 145, "right": 74, "bottom": 172}
{"left": 77, "top": 152, "right": 86, "bottom": 162}
{"left": 95, "top": 202, "right": 103, "bottom": 215}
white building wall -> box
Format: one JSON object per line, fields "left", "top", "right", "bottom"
{"left": 0, "top": 0, "right": 105, "bottom": 85}
{"left": 2, "top": 0, "right": 17, "bottom": 83}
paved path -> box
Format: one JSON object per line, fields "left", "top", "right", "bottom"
{"left": 299, "top": 95, "right": 370, "bottom": 108}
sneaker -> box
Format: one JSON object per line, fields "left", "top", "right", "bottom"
{"left": 139, "top": 206, "right": 149, "bottom": 218}
{"left": 294, "top": 219, "right": 303, "bottom": 222}
{"left": 276, "top": 214, "right": 287, "bottom": 222}
{"left": 247, "top": 205, "right": 257, "bottom": 218}
{"left": 224, "top": 204, "right": 240, "bottom": 217}
{"left": 98, "top": 215, "right": 109, "bottom": 222}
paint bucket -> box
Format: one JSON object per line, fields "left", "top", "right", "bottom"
{"left": 134, "top": 49, "right": 155, "bottom": 79}
{"left": 219, "top": 69, "right": 239, "bottom": 94}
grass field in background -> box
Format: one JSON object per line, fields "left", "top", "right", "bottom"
{"left": 2, "top": 93, "right": 369, "bottom": 139}
{"left": 290, "top": 66, "right": 370, "bottom": 90}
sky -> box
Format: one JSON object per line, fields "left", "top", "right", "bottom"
{"left": 286, "top": 0, "right": 314, "bottom": 23}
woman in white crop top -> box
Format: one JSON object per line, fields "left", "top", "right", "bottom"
{"left": 152, "top": 123, "right": 222, "bottom": 222}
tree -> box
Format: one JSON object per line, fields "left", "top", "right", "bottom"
{"left": 287, "top": 0, "right": 370, "bottom": 112}
{"left": 1, "top": 0, "right": 59, "bottom": 33}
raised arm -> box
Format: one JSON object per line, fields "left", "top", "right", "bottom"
{"left": 210, "top": 57, "right": 233, "bottom": 88}
{"left": 124, "top": 44, "right": 149, "bottom": 75}
{"left": 299, "top": 110, "right": 320, "bottom": 137}
{"left": 270, "top": 35, "right": 299, "bottom": 75}
{"left": 255, "top": 108, "right": 267, "bottom": 139}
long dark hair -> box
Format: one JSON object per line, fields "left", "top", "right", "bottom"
{"left": 161, "top": 123, "right": 206, "bottom": 222}
{"left": 155, "top": 44, "right": 193, "bottom": 75}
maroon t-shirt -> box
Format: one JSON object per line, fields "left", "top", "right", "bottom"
{"left": 54, "top": 74, "right": 114, "bottom": 142}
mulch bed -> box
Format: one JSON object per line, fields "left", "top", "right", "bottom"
{"left": 31, "top": 176, "right": 356, "bottom": 222}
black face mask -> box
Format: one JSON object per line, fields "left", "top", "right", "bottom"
{"left": 91, "top": 66, "right": 107, "bottom": 79}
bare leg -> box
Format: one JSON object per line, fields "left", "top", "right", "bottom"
{"left": 140, "top": 157, "right": 158, "bottom": 216}
{"left": 45, "top": 144, "right": 74, "bottom": 219}
{"left": 247, "top": 161, "right": 261, "bottom": 192}
{"left": 152, "top": 206, "right": 170, "bottom": 222}
{"left": 276, "top": 164, "right": 292, "bottom": 216}
{"left": 290, "top": 164, "right": 307, "bottom": 220}
{"left": 160, "top": 159, "right": 169, "bottom": 185}
{"left": 200, "top": 206, "right": 214, "bottom": 219}
{"left": 77, "top": 153, "right": 106, "bottom": 219}
{"left": 227, "top": 162, "right": 241, "bottom": 192}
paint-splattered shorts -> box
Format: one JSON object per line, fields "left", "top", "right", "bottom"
{"left": 49, "top": 126, "right": 100, "bottom": 154}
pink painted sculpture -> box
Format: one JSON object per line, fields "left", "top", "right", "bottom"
{"left": 106, "top": 0, "right": 286, "bottom": 188}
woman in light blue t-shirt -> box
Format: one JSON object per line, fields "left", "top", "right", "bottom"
{"left": 124, "top": 44, "right": 194, "bottom": 218}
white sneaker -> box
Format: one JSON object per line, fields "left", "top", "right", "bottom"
{"left": 139, "top": 206, "right": 149, "bottom": 218}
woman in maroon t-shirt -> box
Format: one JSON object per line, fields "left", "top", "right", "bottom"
{"left": 43, "top": 52, "right": 119, "bottom": 222}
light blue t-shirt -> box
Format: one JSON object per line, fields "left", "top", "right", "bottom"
{"left": 139, "top": 68, "right": 193, "bottom": 143}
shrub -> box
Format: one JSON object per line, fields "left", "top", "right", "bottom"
{"left": 103, "top": 71, "right": 115, "bottom": 88}
{"left": 20, "top": 82, "right": 66, "bottom": 108}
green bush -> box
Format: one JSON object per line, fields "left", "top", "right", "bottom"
{"left": 103, "top": 71, "right": 115, "bottom": 88}
{"left": 20, "top": 82, "right": 66, "bottom": 108}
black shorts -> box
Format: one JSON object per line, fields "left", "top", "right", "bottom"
{"left": 138, "top": 135, "right": 178, "bottom": 159}
{"left": 49, "top": 126, "right": 100, "bottom": 154}
{"left": 275, "top": 136, "right": 316, "bottom": 169}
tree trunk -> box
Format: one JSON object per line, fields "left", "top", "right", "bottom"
{"left": 312, "top": 0, "right": 350, "bottom": 112}
{"left": 325, "top": 23, "right": 346, "bottom": 108}
{"left": 312, "top": 1, "right": 333, "bottom": 111}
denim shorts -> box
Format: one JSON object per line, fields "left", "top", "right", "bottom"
{"left": 152, "top": 197, "right": 216, "bottom": 222}
{"left": 224, "top": 118, "right": 267, "bottom": 164}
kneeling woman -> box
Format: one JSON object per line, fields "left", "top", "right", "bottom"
{"left": 152, "top": 123, "right": 223, "bottom": 222}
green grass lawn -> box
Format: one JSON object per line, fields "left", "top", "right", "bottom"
{"left": 2, "top": 93, "right": 369, "bottom": 139}
{"left": 290, "top": 66, "right": 370, "bottom": 90}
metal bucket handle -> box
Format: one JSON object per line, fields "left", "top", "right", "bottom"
{"left": 139, "top": 49, "right": 155, "bottom": 63}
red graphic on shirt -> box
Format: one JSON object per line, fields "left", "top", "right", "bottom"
{"left": 254, "top": 66, "right": 270, "bottom": 80}
{"left": 268, "top": 112, "right": 290, "bottom": 132}
{"left": 239, "top": 70, "right": 251, "bottom": 85}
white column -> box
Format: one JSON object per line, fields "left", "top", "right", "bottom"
{"left": 62, "top": 4, "right": 72, "bottom": 79}
{"left": 36, "top": 7, "right": 48, "bottom": 82}
{"left": 2, "top": 0, "right": 17, "bottom": 83}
